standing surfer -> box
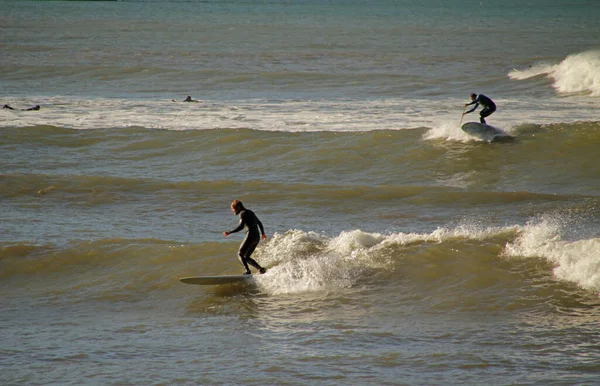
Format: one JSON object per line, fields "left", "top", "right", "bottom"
{"left": 222, "top": 200, "right": 268, "bottom": 275}
{"left": 463, "top": 93, "right": 496, "bottom": 124}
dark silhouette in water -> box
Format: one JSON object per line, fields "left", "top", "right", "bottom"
{"left": 171, "top": 96, "right": 201, "bottom": 103}
{"left": 3, "top": 104, "right": 40, "bottom": 111}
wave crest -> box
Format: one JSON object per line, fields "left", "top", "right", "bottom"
{"left": 504, "top": 215, "right": 600, "bottom": 292}
{"left": 509, "top": 50, "right": 600, "bottom": 96}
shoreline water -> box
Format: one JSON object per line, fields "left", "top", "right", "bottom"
{"left": 2, "top": 1, "right": 600, "bottom": 385}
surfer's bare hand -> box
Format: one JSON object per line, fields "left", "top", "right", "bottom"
{"left": 222, "top": 231, "right": 229, "bottom": 237}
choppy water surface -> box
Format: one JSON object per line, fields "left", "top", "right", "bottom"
{"left": 2, "top": 1, "right": 600, "bottom": 385}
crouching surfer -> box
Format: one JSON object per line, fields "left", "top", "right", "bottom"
{"left": 463, "top": 93, "right": 496, "bottom": 124}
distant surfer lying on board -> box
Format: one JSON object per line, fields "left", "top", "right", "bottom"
{"left": 463, "top": 93, "right": 496, "bottom": 124}
{"left": 171, "top": 96, "right": 201, "bottom": 102}
{"left": 222, "top": 200, "right": 268, "bottom": 275}
{"left": 3, "top": 104, "right": 40, "bottom": 111}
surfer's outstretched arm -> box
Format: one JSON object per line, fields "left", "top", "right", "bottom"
{"left": 223, "top": 220, "right": 244, "bottom": 237}
{"left": 464, "top": 102, "right": 478, "bottom": 114}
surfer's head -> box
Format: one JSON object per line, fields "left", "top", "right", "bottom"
{"left": 231, "top": 199, "right": 245, "bottom": 214}
{"left": 470, "top": 93, "right": 477, "bottom": 101}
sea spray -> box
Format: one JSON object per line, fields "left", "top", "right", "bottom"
{"left": 504, "top": 216, "right": 600, "bottom": 292}
{"left": 254, "top": 224, "right": 520, "bottom": 295}
{"left": 509, "top": 50, "right": 600, "bottom": 96}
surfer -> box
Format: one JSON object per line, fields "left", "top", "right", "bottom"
{"left": 463, "top": 93, "right": 496, "bottom": 124}
{"left": 171, "top": 96, "right": 201, "bottom": 102}
{"left": 222, "top": 200, "right": 268, "bottom": 275}
{"left": 3, "top": 104, "right": 40, "bottom": 111}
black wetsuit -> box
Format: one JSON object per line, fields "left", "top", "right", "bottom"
{"left": 228, "top": 209, "right": 265, "bottom": 273}
{"left": 465, "top": 94, "right": 496, "bottom": 124}
{"left": 3, "top": 104, "right": 40, "bottom": 111}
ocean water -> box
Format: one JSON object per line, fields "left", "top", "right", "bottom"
{"left": 2, "top": 1, "right": 600, "bottom": 385}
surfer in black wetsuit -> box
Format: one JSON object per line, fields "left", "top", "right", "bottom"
{"left": 171, "top": 96, "right": 201, "bottom": 102}
{"left": 222, "top": 200, "right": 268, "bottom": 275}
{"left": 3, "top": 104, "right": 40, "bottom": 111}
{"left": 463, "top": 93, "right": 496, "bottom": 124}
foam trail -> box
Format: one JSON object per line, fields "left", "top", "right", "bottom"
{"left": 422, "top": 120, "right": 475, "bottom": 142}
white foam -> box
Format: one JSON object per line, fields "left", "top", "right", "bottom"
{"left": 253, "top": 224, "right": 516, "bottom": 295}
{"left": 508, "top": 63, "right": 555, "bottom": 81}
{"left": 254, "top": 218, "right": 600, "bottom": 296}
{"left": 504, "top": 216, "right": 600, "bottom": 291}
{"left": 3, "top": 91, "right": 599, "bottom": 133}
{"left": 2, "top": 96, "right": 433, "bottom": 132}
{"left": 251, "top": 217, "right": 600, "bottom": 295}
{"left": 509, "top": 50, "right": 600, "bottom": 96}
{"left": 254, "top": 229, "right": 391, "bottom": 295}
{"left": 422, "top": 120, "right": 477, "bottom": 143}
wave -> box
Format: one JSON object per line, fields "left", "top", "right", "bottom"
{"left": 3, "top": 171, "right": 596, "bottom": 206}
{"left": 4, "top": 119, "right": 600, "bottom": 148}
{"left": 3, "top": 91, "right": 599, "bottom": 132}
{"left": 3, "top": 121, "right": 600, "bottom": 206}
{"left": 504, "top": 215, "right": 600, "bottom": 292}
{"left": 255, "top": 218, "right": 600, "bottom": 299}
{"left": 4, "top": 219, "right": 599, "bottom": 299}
{"left": 509, "top": 50, "right": 600, "bottom": 96}
{"left": 253, "top": 226, "right": 516, "bottom": 296}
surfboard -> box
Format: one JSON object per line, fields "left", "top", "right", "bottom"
{"left": 461, "top": 122, "right": 512, "bottom": 141}
{"left": 179, "top": 275, "right": 254, "bottom": 285}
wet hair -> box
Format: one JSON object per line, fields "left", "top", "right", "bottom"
{"left": 231, "top": 199, "right": 245, "bottom": 212}
{"left": 470, "top": 93, "right": 477, "bottom": 99}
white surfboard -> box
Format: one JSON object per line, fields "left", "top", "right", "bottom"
{"left": 461, "top": 122, "right": 512, "bottom": 141}
{"left": 179, "top": 275, "right": 254, "bottom": 285}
